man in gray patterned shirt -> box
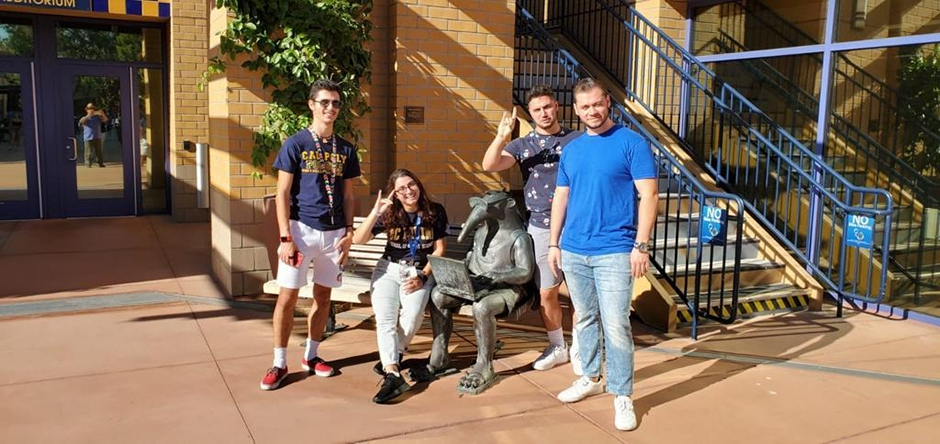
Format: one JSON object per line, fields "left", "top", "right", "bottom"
{"left": 482, "top": 85, "right": 583, "bottom": 373}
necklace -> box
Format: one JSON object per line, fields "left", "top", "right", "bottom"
{"left": 308, "top": 126, "right": 339, "bottom": 225}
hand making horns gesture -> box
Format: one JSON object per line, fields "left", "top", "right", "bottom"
{"left": 372, "top": 189, "right": 394, "bottom": 216}
{"left": 496, "top": 107, "right": 518, "bottom": 141}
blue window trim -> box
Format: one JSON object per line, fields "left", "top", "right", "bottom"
{"left": 685, "top": 0, "right": 940, "bottom": 282}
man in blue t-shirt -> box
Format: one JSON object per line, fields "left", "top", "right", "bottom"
{"left": 260, "top": 79, "right": 361, "bottom": 391}
{"left": 548, "top": 78, "right": 658, "bottom": 432}
{"left": 482, "top": 85, "right": 583, "bottom": 374}
{"left": 78, "top": 103, "right": 108, "bottom": 167}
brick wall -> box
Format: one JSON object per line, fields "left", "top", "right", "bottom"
{"left": 205, "top": 0, "right": 517, "bottom": 295}
{"left": 207, "top": 5, "right": 278, "bottom": 296}
{"left": 391, "top": 0, "right": 516, "bottom": 222}
{"left": 169, "top": 0, "right": 210, "bottom": 222}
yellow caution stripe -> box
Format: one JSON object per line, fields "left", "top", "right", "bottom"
{"left": 676, "top": 294, "right": 809, "bottom": 323}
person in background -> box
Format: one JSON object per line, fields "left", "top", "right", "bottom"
{"left": 79, "top": 103, "right": 108, "bottom": 168}
{"left": 482, "top": 85, "right": 584, "bottom": 374}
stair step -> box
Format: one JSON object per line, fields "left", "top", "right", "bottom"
{"left": 652, "top": 235, "right": 761, "bottom": 264}
{"left": 654, "top": 256, "right": 780, "bottom": 277}
{"left": 674, "top": 283, "right": 810, "bottom": 323}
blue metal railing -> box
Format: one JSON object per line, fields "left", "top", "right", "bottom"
{"left": 548, "top": 0, "right": 895, "bottom": 303}
{"left": 719, "top": 0, "right": 940, "bottom": 184}
{"left": 516, "top": 6, "right": 747, "bottom": 337}
{"left": 713, "top": 29, "right": 940, "bottom": 301}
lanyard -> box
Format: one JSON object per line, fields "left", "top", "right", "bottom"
{"left": 408, "top": 215, "right": 423, "bottom": 259}
{"left": 308, "top": 128, "right": 339, "bottom": 224}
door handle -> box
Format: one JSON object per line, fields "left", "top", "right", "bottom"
{"left": 66, "top": 137, "right": 77, "bottom": 161}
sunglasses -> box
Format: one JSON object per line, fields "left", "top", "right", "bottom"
{"left": 314, "top": 99, "right": 342, "bottom": 109}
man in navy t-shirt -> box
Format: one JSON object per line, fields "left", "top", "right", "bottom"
{"left": 482, "top": 85, "right": 583, "bottom": 374}
{"left": 260, "top": 79, "right": 361, "bottom": 391}
{"left": 548, "top": 78, "right": 658, "bottom": 432}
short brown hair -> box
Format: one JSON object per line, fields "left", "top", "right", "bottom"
{"left": 573, "top": 78, "right": 607, "bottom": 100}
{"left": 309, "top": 79, "right": 342, "bottom": 100}
{"left": 526, "top": 85, "right": 556, "bottom": 104}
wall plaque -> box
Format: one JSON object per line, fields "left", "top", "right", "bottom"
{"left": 404, "top": 106, "right": 425, "bottom": 124}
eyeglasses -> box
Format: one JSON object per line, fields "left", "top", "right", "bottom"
{"left": 394, "top": 182, "right": 418, "bottom": 195}
{"left": 314, "top": 99, "right": 342, "bottom": 109}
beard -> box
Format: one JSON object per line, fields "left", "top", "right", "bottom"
{"left": 582, "top": 113, "right": 609, "bottom": 130}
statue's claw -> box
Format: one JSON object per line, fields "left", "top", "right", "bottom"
{"left": 456, "top": 366, "right": 497, "bottom": 395}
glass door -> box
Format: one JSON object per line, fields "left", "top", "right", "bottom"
{"left": 55, "top": 65, "right": 136, "bottom": 217}
{"left": 0, "top": 60, "right": 38, "bottom": 220}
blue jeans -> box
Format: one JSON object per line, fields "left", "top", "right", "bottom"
{"left": 562, "top": 250, "right": 635, "bottom": 396}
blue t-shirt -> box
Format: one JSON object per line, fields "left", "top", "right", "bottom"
{"left": 504, "top": 127, "right": 583, "bottom": 228}
{"left": 272, "top": 129, "right": 361, "bottom": 231}
{"left": 556, "top": 124, "right": 657, "bottom": 255}
{"left": 81, "top": 115, "right": 103, "bottom": 141}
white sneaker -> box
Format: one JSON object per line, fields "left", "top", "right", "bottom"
{"left": 533, "top": 344, "right": 569, "bottom": 371}
{"left": 557, "top": 376, "right": 604, "bottom": 403}
{"left": 614, "top": 396, "right": 637, "bottom": 431}
{"left": 570, "top": 341, "right": 582, "bottom": 376}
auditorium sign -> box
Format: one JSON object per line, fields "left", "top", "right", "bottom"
{"left": 0, "top": 0, "right": 92, "bottom": 12}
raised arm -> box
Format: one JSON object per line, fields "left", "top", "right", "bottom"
{"left": 482, "top": 107, "right": 519, "bottom": 172}
{"left": 353, "top": 190, "right": 391, "bottom": 245}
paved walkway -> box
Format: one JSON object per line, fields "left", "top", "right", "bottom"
{"left": 1, "top": 217, "right": 939, "bottom": 443}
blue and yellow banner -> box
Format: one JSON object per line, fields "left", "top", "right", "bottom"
{"left": 0, "top": 0, "right": 170, "bottom": 18}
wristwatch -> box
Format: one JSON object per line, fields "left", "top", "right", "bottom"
{"left": 634, "top": 241, "right": 650, "bottom": 254}
{"left": 279, "top": 235, "right": 292, "bottom": 243}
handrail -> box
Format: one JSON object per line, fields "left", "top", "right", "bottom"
{"left": 550, "top": 0, "right": 895, "bottom": 302}
{"left": 715, "top": 30, "right": 938, "bottom": 198}
{"left": 725, "top": 0, "right": 940, "bottom": 190}
{"left": 516, "top": 5, "right": 746, "bottom": 337}
{"left": 714, "top": 28, "right": 940, "bottom": 298}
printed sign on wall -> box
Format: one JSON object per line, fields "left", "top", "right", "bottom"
{"left": 700, "top": 205, "right": 727, "bottom": 246}
{"left": 0, "top": 0, "right": 91, "bottom": 11}
{"left": 845, "top": 214, "right": 875, "bottom": 249}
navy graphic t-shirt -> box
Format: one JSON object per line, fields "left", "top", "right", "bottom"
{"left": 371, "top": 203, "right": 449, "bottom": 268}
{"left": 273, "top": 129, "right": 361, "bottom": 231}
{"left": 504, "top": 127, "right": 582, "bottom": 228}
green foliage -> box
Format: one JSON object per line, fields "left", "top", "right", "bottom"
{"left": 210, "top": 0, "right": 373, "bottom": 178}
{"left": 898, "top": 44, "right": 940, "bottom": 175}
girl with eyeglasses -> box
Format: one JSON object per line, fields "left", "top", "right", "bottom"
{"left": 352, "top": 168, "right": 449, "bottom": 404}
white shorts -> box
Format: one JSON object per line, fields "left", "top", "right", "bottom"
{"left": 275, "top": 220, "right": 345, "bottom": 290}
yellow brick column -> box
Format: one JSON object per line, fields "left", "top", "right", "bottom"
{"left": 390, "top": 0, "right": 517, "bottom": 222}
{"left": 635, "top": 0, "right": 688, "bottom": 44}
{"left": 169, "top": 0, "right": 210, "bottom": 222}
{"left": 207, "top": 7, "right": 277, "bottom": 296}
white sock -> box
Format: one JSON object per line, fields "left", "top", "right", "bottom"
{"left": 547, "top": 328, "right": 566, "bottom": 348}
{"left": 571, "top": 324, "right": 578, "bottom": 350}
{"left": 273, "top": 347, "right": 287, "bottom": 369}
{"left": 304, "top": 338, "right": 320, "bottom": 361}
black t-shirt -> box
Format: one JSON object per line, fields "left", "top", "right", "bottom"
{"left": 371, "top": 202, "right": 449, "bottom": 268}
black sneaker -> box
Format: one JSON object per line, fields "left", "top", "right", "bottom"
{"left": 373, "top": 372, "right": 410, "bottom": 404}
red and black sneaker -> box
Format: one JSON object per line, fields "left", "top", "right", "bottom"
{"left": 259, "top": 366, "right": 289, "bottom": 391}
{"left": 301, "top": 357, "right": 335, "bottom": 377}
